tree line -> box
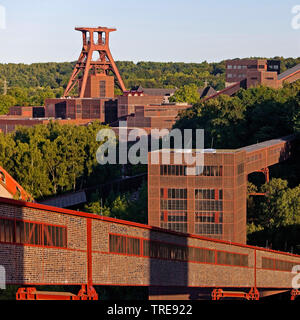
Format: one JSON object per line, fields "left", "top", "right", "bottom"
{"left": 0, "top": 121, "right": 121, "bottom": 199}
{"left": 0, "top": 57, "right": 299, "bottom": 113}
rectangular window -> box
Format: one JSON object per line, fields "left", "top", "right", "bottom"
{"left": 110, "top": 234, "right": 248, "bottom": 267}
{"left": 109, "top": 234, "right": 141, "bottom": 256}
{"left": 0, "top": 218, "right": 67, "bottom": 248}
{"left": 100, "top": 81, "right": 106, "bottom": 97}
{"left": 160, "top": 165, "right": 187, "bottom": 176}
{"left": 217, "top": 251, "right": 248, "bottom": 267}
{"left": 237, "top": 163, "right": 245, "bottom": 175}
{"left": 262, "top": 257, "right": 296, "bottom": 272}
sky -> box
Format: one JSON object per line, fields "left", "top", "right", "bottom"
{"left": 0, "top": 0, "right": 299, "bottom": 64}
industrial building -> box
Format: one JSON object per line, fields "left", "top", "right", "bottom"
{"left": 0, "top": 26, "right": 299, "bottom": 300}
{"left": 148, "top": 136, "right": 293, "bottom": 244}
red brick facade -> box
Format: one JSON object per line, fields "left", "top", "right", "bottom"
{"left": 0, "top": 197, "right": 299, "bottom": 293}
{"left": 148, "top": 137, "right": 293, "bottom": 244}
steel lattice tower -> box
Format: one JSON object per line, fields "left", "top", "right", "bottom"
{"left": 64, "top": 26, "right": 126, "bottom": 98}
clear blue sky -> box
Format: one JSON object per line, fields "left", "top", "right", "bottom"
{"left": 0, "top": 0, "right": 299, "bottom": 64}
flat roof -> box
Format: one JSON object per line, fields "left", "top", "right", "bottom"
{"left": 238, "top": 135, "right": 294, "bottom": 153}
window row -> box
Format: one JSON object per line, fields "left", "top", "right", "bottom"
{"left": 216, "top": 251, "right": 248, "bottom": 267}
{"left": 160, "top": 188, "right": 187, "bottom": 199}
{"left": 160, "top": 222, "right": 187, "bottom": 233}
{"left": 0, "top": 218, "right": 67, "bottom": 248}
{"left": 195, "top": 200, "right": 223, "bottom": 212}
{"left": 160, "top": 211, "right": 188, "bottom": 223}
{"left": 195, "top": 212, "right": 223, "bottom": 224}
{"left": 195, "top": 189, "right": 223, "bottom": 200}
{"left": 261, "top": 257, "right": 297, "bottom": 272}
{"left": 109, "top": 234, "right": 140, "bottom": 256}
{"left": 161, "top": 199, "right": 187, "bottom": 211}
{"left": 195, "top": 223, "right": 223, "bottom": 235}
{"left": 160, "top": 165, "right": 223, "bottom": 177}
{"left": 269, "top": 148, "right": 281, "bottom": 155}
{"left": 109, "top": 234, "right": 248, "bottom": 267}
{"left": 246, "top": 154, "right": 262, "bottom": 163}
{"left": 227, "top": 65, "right": 247, "bottom": 70}
{"left": 227, "top": 73, "right": 246, "bottom": 78}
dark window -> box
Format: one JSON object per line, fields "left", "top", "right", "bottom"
{"left": 100, "top": 80, "right": 106, "bottom": 97}
{"left": 262, "top": 257, "right": 296, "bottom": 272}
{"left": 109, "top": 234, "right": 248, "bottom": 267}
{"left": 237, "top": 163, "right": 245, "bottom": 175}
{"left": 0, "top": 218, "right": 67, "bottom": 248}
{"left": 76, "top": 104, "right": 82, "bottom": 114}
{"left": 0, "top": 171, "right": 5, "bottom": 184}
{"left": 109, "top": 234, "right": 140, "bottom": 256}
{"left": 217, "top": 251, "right": 248, "bottom": 267}
{"left": 160, "top": 165, "right": 187, "bottom": 176}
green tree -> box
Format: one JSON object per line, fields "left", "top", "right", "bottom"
{"left": 0, "top": 95, "right": 16, "bottom": 114}
{"left": 169, "top": 84, "right": 200, "bottom": 104}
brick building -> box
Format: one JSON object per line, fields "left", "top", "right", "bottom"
{"left": 126, "top": 103, "right": 191, "bottom": 130}
{"left": 148, "top": 136, "right": 293, "bottom": 244}
{"left": 0, "top": 196, "right": 300, "bottom": 300}
{"left": 225, "top": 59, "right": 280, "bottom": 89}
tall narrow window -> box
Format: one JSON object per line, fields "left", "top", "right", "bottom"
{"left": 100, "top": 80, "right": 106, "bottom": 97}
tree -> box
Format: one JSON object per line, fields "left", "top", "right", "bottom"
{"left": 0, "top": 95, "right": 16, "bottom": 114}
{"left": 258, "top": 179, "right": 300, "bottom": 229}
{"left": 169, "top": 84, "right": 200, "bottom": 104}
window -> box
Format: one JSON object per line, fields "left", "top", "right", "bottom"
{"left": 237, "top": 163, "right": 245, "bottom": 175}
{"left": 262, "top": 257, "right": 296, "bottom": 272}
{"left": 161, "top": 200, "right": 187, "bottom": 210}
{"left": 100, "top": 80, "right": 106, "bottom": 97}
{"left": 109, "top": 234, "right": 248, "bottom": 267}
{"left": 217, "top": 251, "right": 248, "bottom": 267}
{"left": 161, "top": 188, "right": 187, "bottom": 199}
{"left": 76, "top": 104, "right": 82, "bottom": 114}
{"left": 195, "top": 189, "right": 223, "bottom": 200}
{"left": 0, "top": 218, "right": 67, "bottom": 248}
{"left": 195, "top": 200, "right": 223, "bottom": 211}
{"left": 227, "top": 65, "right": 232, "bottom": 69}
{"left": 0, "top": 171, "right": 5, "bottom": 184}
{"left": 160, "top": 165, "right": 187, "bottom": 176}
{"left": 195, "top": 223, "right": 223, "bottom": 235}
{"left": 109, "top": 234, "right": 140, "bottom": 256}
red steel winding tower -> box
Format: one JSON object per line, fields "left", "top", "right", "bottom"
{"left": 63, "top": 26, "right": 126, "bottom": 98}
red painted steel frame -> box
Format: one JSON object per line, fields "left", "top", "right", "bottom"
{"left": 212, "top": 288, "right": 259, "bottom": 300}
{"left": 291, "top": 289, "right": 300, "bottom": 301}
{"left": 64, "top": 26, "right": 126, "bottom": 97}
{"left": 16, "top": 285, "right": 98, "bottom": 301}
